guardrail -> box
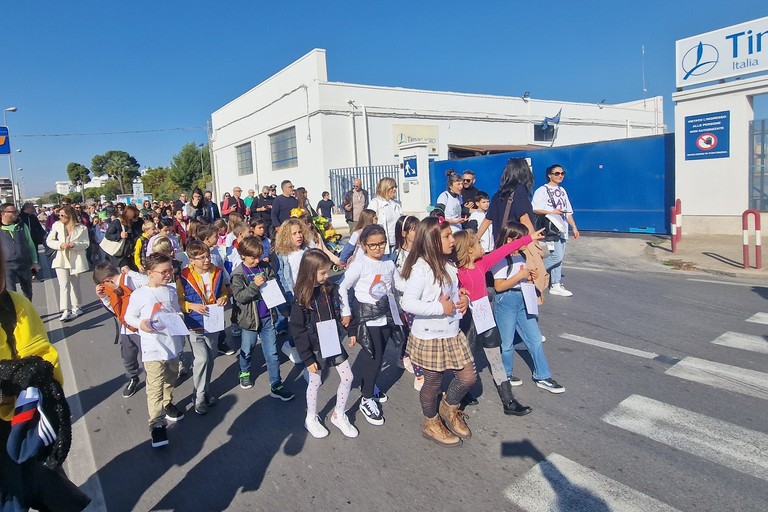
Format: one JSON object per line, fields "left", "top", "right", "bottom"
{"left": 742, "top": 209, "right": 762, "bottom": 270}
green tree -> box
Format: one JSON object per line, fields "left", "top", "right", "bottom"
{"left": 141, "top": 166, "right": 179, "bottom": 202}
{"left": 66, "top": 162, "right": 90, "bottom": 191}
{"left": 169, "top": 143, "right": 209, "bottom": 192}
{"left": 65, "top": 192, "right": 83, "bottom": 203}
{"left": 40, "top": 191, "right": 63, "bottom": 204}
{"left": 91, "top": 150, "right": 140, "bottom": 194}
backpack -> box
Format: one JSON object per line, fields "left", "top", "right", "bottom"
{"left": 0, "top": 290, "right": 19, "bottom": 357}
{"left": 106, "top": 273, "right": 137, "bottom": 334}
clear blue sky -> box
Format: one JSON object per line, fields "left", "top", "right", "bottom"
{"left": 2, "top": 1, "right": 766, "bottom": 196}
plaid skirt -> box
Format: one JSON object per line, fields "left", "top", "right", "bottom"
{"left": 407, "top": 332, "right": 474, "bottom": 372}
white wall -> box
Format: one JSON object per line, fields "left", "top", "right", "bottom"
{"left": 673, "top": 75, "right": 768, "bottom": 234}
{"left": 211, "top": 48, "right": 665, "bottom": 208}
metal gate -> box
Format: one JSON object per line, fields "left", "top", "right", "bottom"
{"left": 749, "top": 118, "right": 768, "bottom": 211}
{"left": 329, "top": 165, "right": 399, "bottom": 204}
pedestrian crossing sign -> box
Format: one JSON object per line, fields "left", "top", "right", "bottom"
{"left": 403, "top": 157, "right": 417, "bottom": 179}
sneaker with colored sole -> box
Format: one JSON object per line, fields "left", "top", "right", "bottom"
{"left": 239, "top": 373, "right": 253, "bottom": 389}
{"left": 534, "top": 378, "right": 565, "bottom": 394}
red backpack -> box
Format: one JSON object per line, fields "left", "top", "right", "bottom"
{"left": 106, "top": 273, "right": 137, "bottom": 333}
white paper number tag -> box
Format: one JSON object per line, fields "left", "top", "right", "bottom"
{"left": 520, "top": 283, "right": 539, "bottom": 316}
{"left": 203, "top": 305, "right": 225, "bottom": 333}
{"left": 316, "top": 319, "right": 342, "bottom": 359}
{"left": 260, "top": 279, "right": 286, "bottom": 309}
{"left": 470, "top": 296, "right": 496, "bottom": 334}
{"left": 387, "top": 295, "right": 404, "bottom": 326}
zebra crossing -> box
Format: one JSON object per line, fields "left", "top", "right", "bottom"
{"left": 505, "top": 311, "right": 768, "bottom": 511}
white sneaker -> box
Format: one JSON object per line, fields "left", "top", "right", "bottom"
{"left": 330, "top": 411, "right": 359, "bottom": 438}
{"left": 549, "top": 283, "right": 573, "bottom": 297}
{"left": 282, "top": 341, "right": 301, "bottom": 364}
{"left": 59, "top": 310, "right": 73, "bottom": 322}
{"left": 304, "top": 414, "right": 329, "bottom": 438}
{"left": 71, "top": 307, "right": 84, "bottom": 317}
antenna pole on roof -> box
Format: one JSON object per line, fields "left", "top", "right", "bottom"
{"left": 642, "top": 45, "right": 648, "bottom": 109}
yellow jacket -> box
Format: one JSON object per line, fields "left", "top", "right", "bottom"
{"left": 0, "top": 291, "right": 63, "bottom": 421}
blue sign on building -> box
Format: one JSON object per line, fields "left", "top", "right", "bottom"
{"left": 403, "top": 157, "right": 417, "bottom": 179}
{"left": 685, "top": 111, "right": 730, "bottom": 160}
{"left": 0, "top": 127, "right": 10, "bottom": 155}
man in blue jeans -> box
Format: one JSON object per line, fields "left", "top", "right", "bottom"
{"left": 230, "top": 236, "right": 294, "bottom": 400}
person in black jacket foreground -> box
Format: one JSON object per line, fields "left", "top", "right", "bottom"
{"left": 288, "top": 249, "right": 359, "bottom": 439}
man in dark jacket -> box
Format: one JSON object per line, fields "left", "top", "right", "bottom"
{"left": 342, "top": 179, "right": 368, "bottom": 233}
{"left": 251, "top": 186, "right": 274, "bottom": 232}
{"left": 0, "top": 203, "right": 40, "bottom": 299}
{"left": 203, "top": 190, "right": 221, "bottom": 220}
{"left": 271, "top": 181, "right": 298, "bottom": 230}
{"left": 20, "top": 203, "right": 45, "bottom": 248}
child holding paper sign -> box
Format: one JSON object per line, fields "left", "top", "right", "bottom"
{"left": 177, "top": 240, "right": 232, "bottom": 415}
{"left": 454, "top": 229, "right": 540, "bottom": 416}
{"left": 124, "top": 253, "right": 186, "bottom": 448}
{"left": 289, "top": 249, "right": 358, "bottom": 439}
{"left": 339, "top": 224, "right": 405, "bottom": 427}
{"left": 491, "top": 222, "right": 565, "bottom": 394}
{"left": 231, "top": 236, "right": 295, "bottom": 401}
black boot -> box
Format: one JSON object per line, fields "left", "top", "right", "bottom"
{"left": 496, "top": 380, "right": 532, "bottom": 416}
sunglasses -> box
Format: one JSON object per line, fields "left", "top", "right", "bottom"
{"left": 462, "top": 179, "right": 472, "bottom": 183}
{"left": 550, "top": 171, "right": 566, "bottom": 176}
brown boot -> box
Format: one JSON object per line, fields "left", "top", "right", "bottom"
{"left": 439, "top": 393, "right": 472, "bottom": 440}
{"left": 422, "top": 415, "right": 461, "bottom": 447}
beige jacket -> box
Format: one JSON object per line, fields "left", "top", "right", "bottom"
{"left": 46, "top": 221, "right": 90, "bottom": 274}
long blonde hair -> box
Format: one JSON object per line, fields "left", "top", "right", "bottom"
{"left": 274, "top": 218, "right": 309, "bottom": 255}
{"left": 375, "top": 177, "right": 397, "bottom": 200}
{"left": 453, "top": 230, "right": 477, "bottom": 268}
{"left": 59, "top": 205, "right": 80, "bottom": 228}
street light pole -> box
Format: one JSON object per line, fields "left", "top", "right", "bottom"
{"left": 3, "top": 107, "right": 18, "bottom": 206}
{"left": 198, "top": 143, "right": 205, "bottom": 178}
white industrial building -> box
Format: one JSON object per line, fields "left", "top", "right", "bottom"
{"left": 55, "top": 180, "right": 74, "bottom": 195}
{"left": 210, "top": 49, "right": 664, "bottom": 210}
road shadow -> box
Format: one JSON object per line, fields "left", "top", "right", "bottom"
{"left": 86, "top": 394, "right": 239, "bottom": 512}
{"left": 646, "top": 240, "right": 672, "bottom": 253}
{"left": 69, "top": 374, "right": 126, "bottom": 422}
{"left": 703, "top": 252, "right": 744, "bottom": 269}
{"left": 150, "top": 393, "right": 307, "bottom": 511}
{"left": 502, "top": 440, "right": 611, "bottom": 512}
{"left": 752, "top": 286, "right": 768, "bottom": 302}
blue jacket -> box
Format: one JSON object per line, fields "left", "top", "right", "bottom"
{"left": 176, "top": 265, "right": 228, "bottom": 331}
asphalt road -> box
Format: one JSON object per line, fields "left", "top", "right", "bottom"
{"left": 31, "top": 259, "right": 768, "bottom": 512}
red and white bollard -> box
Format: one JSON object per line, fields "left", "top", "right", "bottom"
{"left": 742, "top": 209, "right": 762, "bottom": 270}
{"left": 670, "top": 206, "right": 678, "bottom": 253}
{"left": 675, "top": 199, "right": 682, "bottom": 242}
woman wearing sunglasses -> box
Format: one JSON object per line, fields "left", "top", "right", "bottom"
{"left": 532, "top": 164, "right": 580, "bottom": 297}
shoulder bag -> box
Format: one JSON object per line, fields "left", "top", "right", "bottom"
{"left": 99, "top": 223, "right": 126, "bottom": 257}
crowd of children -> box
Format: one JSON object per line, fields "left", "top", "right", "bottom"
{"left": 91, "top": 192, "right": 565, "bottom": 449}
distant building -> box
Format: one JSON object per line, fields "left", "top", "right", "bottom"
{"left": 83, "top": 175, "right": 110, "bottom": 189}
{"left": 210, "top": 49, "right": 664, "bottom": 208}
{"left": 0, "top": 178, "right": 12, "bottom": 203}
{"left": 55, "top": 181, "right": 74, "bottom": 195}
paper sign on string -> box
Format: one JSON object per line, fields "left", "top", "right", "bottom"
{"left": 470, "top": 296, "right": 496, "bottom": 334}
{"left": 204, "top": 305, "right": 225, "bottom": 333}
{"left": 520, "top": 283, "right": 539, "bottom": 316}
{"left": 316, "top": 319, "right": 342, "bottom": 358}
{"left": 260, "top": 279, "right": 286, "bottom": 309}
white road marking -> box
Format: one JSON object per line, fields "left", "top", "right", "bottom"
{"left": 560, "top": 333, "right": 659, "bottom": 359}
{"left": 665, "top": 356, "right": 768, "bottom": 401}
{"left": 687, "top": 278, "right": 764, "bottom": 288}
{"left": 603, "top": 395, "right": 768, "bottom": 482}
{"left": 746, "top": 312, "right": 768, "bottom": 325}
{"left": 44, "top": 278, "right": 107, "bottom": 510}
{"left": 504, "top": 452, "right": 680, "bottom": 512}
{"left": 565, "top": 266, "right": 604, "bottom": 272}
{"left": 711, "top": 331, "right": 768, "bottom": 354}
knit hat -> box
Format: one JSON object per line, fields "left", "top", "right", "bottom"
{"left": 6, "top": 386, "right": 56, "bottom": 463}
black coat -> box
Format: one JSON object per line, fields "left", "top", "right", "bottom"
{"left": 288, "top": 284, "right": 354, "bottom": 368}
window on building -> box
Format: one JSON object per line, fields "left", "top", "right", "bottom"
{"left": 533, "top": 124, "right": 555, "bottom": 142}
{"left": 236, "top": 142, "right": 254, "bottom": 176}
{"left": 270, "top": 127, "right": 299, "bottom": 170}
